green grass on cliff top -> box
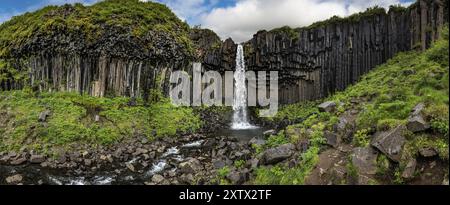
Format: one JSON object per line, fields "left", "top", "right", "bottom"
{"left": 0, "top": 0, "right": 193, "bottom": 57}
{"left": 268, "top": 5, "right": 407, "bottom": 37}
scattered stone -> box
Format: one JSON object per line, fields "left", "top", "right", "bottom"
{"left": 407, "top": 115, "right": 430, "bottom": 132}
{"left": 6, "top": 174, "right": 23, "bottom": 184}
{"left": 324, "top": 131, "right": 339, "bottom": 148}
{"left": 126, "top": 163, "right": 135, "bottom": 172}
{"left": 371, "top": 125, "right": 406, "bottom": 162}
{"left": 248, "top": 158, "right": 259, "bottom": 169}
{"left": 133, "top": 148, "right": 148, "bottom": 156}
{"left": 179, "top": 158, "right": 202, "bottom": 174}
{"left": 212, "top": 159, "right": 226, "bottom": 169}
{"left": 84, "top": 159, "right": 92, "bottom": 166}
{"left": 401, "top": 158, "right": 417, "bottom": 179}
{"left": 351, "top": 147, "right": 378, "bottom": 175}
{"left": 29, "top": 155, "right": 46, "bottom": 164}
{"left": 261, "top": 143, "right": 295, "bottom": 165}
{"left": 94, "top": 115, "right": 100, "bottom": 122}
{"left": 443, "top": 178, "right": 449, "bottom": 185}
{"left": 411, "top": 103, "right": 425, "bottom": 116}
{"left": 151, "top": 174, "right": 165, "bottom": 184}
{"left": 249, "top": 137, "right": 266, "bottom": 146}
{"left": 38, "top": 110, "right": 51, "bottom": 122}
{"left": 10, "top": 157, "right": 27, "bottom": 165}
{"left": 226, "top": 171, "right": 245, "bottom": 184}
{"left": 419, "top": 147, "right": 438, "bottom": 157}
{"left": 318, "top": 101, "right": 336, "bottom": 113}
{"left": 179, "top": 173, "right": 195, "bottom": 184}
{"left": 263, "top": 129, "right": 276, "bottom": 136}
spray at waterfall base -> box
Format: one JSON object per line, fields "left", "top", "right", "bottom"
{"left": 169, "top": 46, "right": 279, "bottom": 126}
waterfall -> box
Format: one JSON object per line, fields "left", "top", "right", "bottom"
{"left": 231, "top": 45, "right": 256, "bottom": 130}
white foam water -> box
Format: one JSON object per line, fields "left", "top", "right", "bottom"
{"left": 231, "top": 44, "right": 257, "bottom": 130}
{"left": 181, "top": 140, "right": 204, "bottom": 148}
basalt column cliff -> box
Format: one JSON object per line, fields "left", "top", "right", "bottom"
{"left": 243, "top": 0, "right": 448, "bottom": 104}
{"left": 199, "top": 0, "right": 448, "bottom": 104}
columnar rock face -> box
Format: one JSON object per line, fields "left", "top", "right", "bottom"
{"left": 0, "top": 0, "right": 447, "bottom": 104}
{"left": 237, "top": 0, "right": 447, "bottom": 104}
{"left": 0, "top": 1, "right": 194, "bottom": 99}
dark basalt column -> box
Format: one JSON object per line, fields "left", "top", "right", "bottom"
{"left": 201, "top": 0, "right": 447, "bottom": 104}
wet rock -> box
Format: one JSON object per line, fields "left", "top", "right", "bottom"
{"left": 371, "top": 125, "right": 406, "bottom": 162}
{"left": 202, "top": 139, "right": 216, "bottom": 148}
{"left": 179, "top": 158, "right": 202, "bottom": 174}
{"left": 10, "top": 157, "right": 27, "bottom": 165}
{"left": 132, "top": 148, "right": 148, "bottom": 156}
{"left": 263, "top": 129, "right": 276, "bottom": 136}
{"left": 84, "top": 159, "right": 92, "bottom": 166}
{"left": 6, "top": 174, "right": 23, "bottom": 184}
{"left": 419, "top": 147, "right": 438, "bottom": 157}
{"left": 318, "top": 101, "right": 336, "bottom": 113}
{"left": 407, "top": 115, "right": 430, "bottom": 132}
{"left": 249, "top": 137, "right": 266, "bottom": 146}
{"left": 351, "top": 147, "right": 378, "bottom": 175}
{"left": 401, "top": 158, "right": 417, "bottom": 179}
{"left": 151, "top": 174, "right": 165, "bottom": 184}
{"left": 261, "top": 143, "right": 295, "bottom": 165}
{"left": 29, "top": 154, "right": 46, "bottom": 164}
{"left": 179, "top": 173, "right": 195, "bottom": 184}
{"left": 38, "top": 110, "right": 51, "bottom": 122}
{"left": 126, "top": 163, "right": 135, "bottom": 172}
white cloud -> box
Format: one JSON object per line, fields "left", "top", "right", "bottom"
{"left": 200, "top": 0, "right": 412, "bottom": 43}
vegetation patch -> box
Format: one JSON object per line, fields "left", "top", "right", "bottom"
{"left": 0, "top": 90, "right": 201, "bottom": 153}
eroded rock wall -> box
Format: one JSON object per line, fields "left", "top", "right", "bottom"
{"left": 239, "top": 0, "right": 447, "bottom": 104}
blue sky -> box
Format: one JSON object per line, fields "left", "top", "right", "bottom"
{"left": 0, "top": 0, "right": 414, "bottom": 42}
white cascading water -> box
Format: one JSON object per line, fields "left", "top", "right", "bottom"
{"left": 231, "top": 45, "right": 256, "bottom": 130}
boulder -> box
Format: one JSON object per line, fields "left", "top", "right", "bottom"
{"left": 411, "top": 103, "right": 425, "bottom": 116}
{"left": 407, "top": 115, "right": 430, "bottom": 132}
{"left": 212, "top": 159, "right": 226, "bottom": 169}
{"left": 261, "top": 143, "right": 295, "bottom": 165}
{"left": 10, "top": 157, "right": 27, "bottom": 165}
{"left": 179, "top": 158, "right": 202, "bottom": 174}
{"left": 249, "top": 137, "right": 266, "bottom": 146}
{"left": 371, "top": 125, "right": 406, "bottom": 162}
{"left": 6, "top": 174, "right": 23, "bottom": 184}
{"left": 401, "top": 158, "right": 417, "bottom": 179}
{"left": 324, "top": 131, "right": 339, "bottom": 148}
{"left": 38, "top": 110, "right": 51, "bottom": 122}
{"left": 263, "top": 129, "right": 276, "bottom": 136}
{"left": 226, "top": 171, "right": 246, "bottom": 185}
{"left": 126, "top": 163, "right": 135, "bottom": 172}
{"left": 29, "top": 155, "right": 46, "bottom": 164}
{"left": 419, "top": 147, "right": 438, "bottom": 157}
{"left": 318, "top": 101, "right": 336, "bottom": 113}
{"left": 351, "top": 147, "right": 378, "bottom": 175}
{"left": 151, "top": 174, "right": 165, "bottom": 184}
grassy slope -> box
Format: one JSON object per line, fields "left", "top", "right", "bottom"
{"left": 253, "top": 26, "right": 449, "bottom": 185}
{"left": 0, "top": 90, "right": 201, "bottom": 154}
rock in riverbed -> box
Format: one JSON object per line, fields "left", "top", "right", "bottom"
{"left": 6, "top": 174, "right": 23, "bottom": 184}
